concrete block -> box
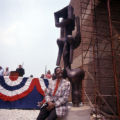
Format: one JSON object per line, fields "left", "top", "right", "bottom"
{"left": 58, "top": 105, "right": 91, "bottom": 120}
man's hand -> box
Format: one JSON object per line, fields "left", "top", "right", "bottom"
{"left": 47, "top": 101, "right": 55, "bottom": 111}
{"left": 37, "top": 101, "right": 43, "bottom": 107}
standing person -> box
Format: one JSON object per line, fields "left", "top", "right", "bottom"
{"left": 52, "top": 73, "right": 56, "bottom": 80}
{"left": 4, "top": 67, "right": 10, "bottom": 76}
{"left": 45, "top": 70, "right": 52, "bottom": 86}
{"left": 16, "top": 65, "right": 25, "bottom": 77}
{"left": 30, "top": 74, "right": 33, "bottom": 78}
{"left": 0, "top": 66, "right": 4, "bottom": 76}
{"left": 45, "top": 70, "right": 52, "bottom": 79}
{"left": 40, "top": 74, "right": 45, "bottom": 79}
{"left": 37, "top": 66, "right": 71, "bottom": 120}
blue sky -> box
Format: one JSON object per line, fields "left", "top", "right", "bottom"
{"left": 0, "top": 0, "right": 70, "bottom": 77}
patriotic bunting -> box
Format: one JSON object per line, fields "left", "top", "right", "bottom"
{"left": 0, "top": 76, "right": 49, "bottom": 109}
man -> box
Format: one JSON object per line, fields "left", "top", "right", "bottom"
{"left": 37, "top": 66, "right": 71, "bottom": 120}
{"left": 16, "top": 65, "right": 25, "bottom": 77}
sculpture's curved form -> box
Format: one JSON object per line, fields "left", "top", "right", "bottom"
{"left": 54, "top": 5, "right": 85, "bottom": 106}
{"left": 66, "top": 67, "right": 85, "bottom": 106}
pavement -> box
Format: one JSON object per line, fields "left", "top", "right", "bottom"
{"left": 0, "top": 109, "right": 40, "bottom": 120}
{"left": 0, "top": 109, "right": 106, "bottom": 120}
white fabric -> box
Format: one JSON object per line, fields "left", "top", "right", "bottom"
{"left": 0, "top": 77, "right": 47, "bottom": 97}
{"left": 0, "top": 78, "right": 33, "bottom": 96}
{"left": 4, "top": 76, "right": 24, "bottom": 86}
{"left": 38, "top": 78, "right": 46, "bottom": 91}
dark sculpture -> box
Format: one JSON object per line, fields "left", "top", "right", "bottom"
{"left": 54, "top": 5, "right": 85, "bottom": 107}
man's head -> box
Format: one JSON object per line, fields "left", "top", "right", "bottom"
{"left": 54, "top": 66, "right": 63, "bottom": 79}
{"left": 41, "top": 74, "right": 44, "bottom": 78}
{"left": 6, "top": 67, "right": 9, "bottom": 71}
{"left": 47, "top": 70, "right": 51, "bottom": 74}
{"left": 19, "top": 65, "right": 22, "bottom": 68}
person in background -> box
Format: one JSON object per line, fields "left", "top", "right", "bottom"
{"left": 4, "top": 67, "right": 10, "bottom": 76}
{"left": 16, "top": 65, "right": 25, "bottom": 77}
{"left": 0, "top": 66, "right": 4, "bottom": 76}
{"left": 52, "top": 73, "right": 56, "bottom": 80}
{"left": 37, "top": 66, "right": 71, "bottom": 120}
{"left": 45, "top": 70, "right": 52, "bottom": 79}
{"left": 41, "top": 73, "right": 49, "bottom": 89}
{"left": 30, "top": 74, "right": 33, "bottom": 78}
{"left": 40, "top": 74, "right": 45, "bottom": 79}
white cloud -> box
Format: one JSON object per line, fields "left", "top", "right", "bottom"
{"left": 0, "top": 23, "right": 18, "bottom": 46}
{"left": 0, "top": 21, "right": 33, "bottom": 48}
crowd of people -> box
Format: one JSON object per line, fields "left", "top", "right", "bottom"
{"left": 40, "top": 70, "right": 53, "bottom": 79}
{"left": 0, "top": 65, "right": 25, "bottom": 77}
{"left": 0, "top": 66, "right": 10, "bottom": 76}
{"left": 0, "top": 65, "right": 55, "bottom": 80}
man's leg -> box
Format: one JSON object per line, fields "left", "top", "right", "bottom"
{"left": 37, "top": 109, "right": 49, "bottom": 120}
{"left": 47, "top": 108, "right": 57, "bottom": 120}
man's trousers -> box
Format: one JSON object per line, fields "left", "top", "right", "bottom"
{"left": 37, "top": 108, "right": 57, "bottom": 120}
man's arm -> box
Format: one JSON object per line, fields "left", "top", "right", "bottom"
{"left": 45, "top": 82, "right": 53, "bottom": 102}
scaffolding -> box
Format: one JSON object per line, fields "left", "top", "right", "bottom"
{"left": 79, "top": 0, "right": 120, "bottom": 119}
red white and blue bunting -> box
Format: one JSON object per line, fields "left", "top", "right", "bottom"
{"left": 0, "top": 76, "right": 49, "bottom": 109}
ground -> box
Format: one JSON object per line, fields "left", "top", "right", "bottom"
{"left": 0, "top": 109, "right": 106, "bottom": 120}
{"left": 0, "top": 109, "right": 39, "bottom": 120}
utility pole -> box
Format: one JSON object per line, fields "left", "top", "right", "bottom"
{"left": 45, "top": 65, "right": 47, "bottom": 74}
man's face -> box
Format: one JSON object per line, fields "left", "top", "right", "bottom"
{"left": 56, "top": 67, "right": 63, "bottom": 78}
{"left": 19, "top": 65, "right": 22, "bottom": 68}
{"left": 6, "top": 67, "right": 9, "bottom": 71}
{"left": 47, "top": 70, "right": 51, "bottom": 74}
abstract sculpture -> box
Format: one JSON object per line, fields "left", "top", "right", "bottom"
{"left": 54, "top": 5, "right": 85, "bottom": 107}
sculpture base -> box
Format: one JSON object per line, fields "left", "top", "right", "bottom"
{"left": 58, "top": 104, "right": 91, "bottom": 120}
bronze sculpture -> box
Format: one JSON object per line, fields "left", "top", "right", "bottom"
{"left": 54, "top": 5, "right": 85, "bottom": 107}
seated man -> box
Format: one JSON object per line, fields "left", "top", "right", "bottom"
{"left": 37, "top": 66, "right": 71, "bottom": 120}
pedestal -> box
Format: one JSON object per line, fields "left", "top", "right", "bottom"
{"left": 58, "top": 105, "right": 91, "bottom": 120}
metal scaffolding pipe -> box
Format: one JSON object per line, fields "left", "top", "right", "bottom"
{"left": 107, "top": 0, "right": 120, "bottom": 119}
